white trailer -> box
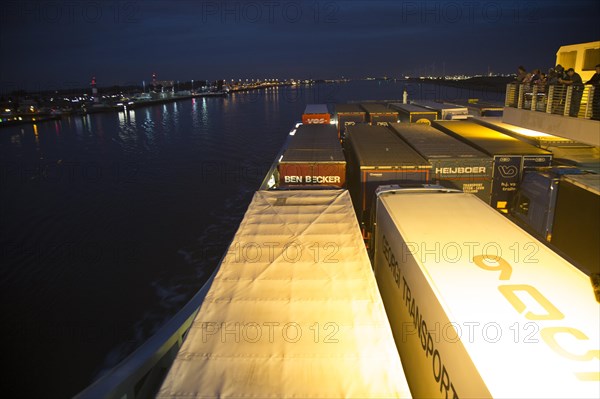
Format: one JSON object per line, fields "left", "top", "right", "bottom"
{"left": 372, "top": 186, "right": 599, "bottom": 399}
{"left": 158, "top": 190, "right": 411, "bottom": 398}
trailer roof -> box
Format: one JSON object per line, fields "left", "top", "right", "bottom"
{"left": 158, "top": 190, "right": 411, "bottom": 398}
{"left": 287, "top": 124, "right": 338, "bottom": 145}
{"left": 282, "top": 124, "right": 344, "bottom": 162}
{"left": 282, "top": 148, "right": 345, "bottom": 162}
{"left": 446, "top": 100, "right": 504, "bottom": 111}
{"left": 388, "top": 103, "right": 438, "bottom": 114}
{"left": 378, "top": 190, "right": 599, "bottom": 398}
{"left": 360, "top": 103, "right": 398, "bottom": 114}
{"left": 335, "top": 103, "right": 365, "bottom": 114}
{"left": 411, "top": 100, "right": 469, "bottom": 111}
{"left": 472, "top": 117, "right": 577, "bottom": 146}
{"left": 346, "top": 125, "right": 430, "bottom": 168}
{"left": 389, "top": 123, "right": 490, "bottom": 159}
{"left": 304, "top": 104, "right": 329, "bottom": 114}
{"left": 549, "top": 146, "right": 600, "bottom": 173}
{"left": 280, "top": 124, "right": 346, "bottom": 163}
{"left": 433, "top": 120, "right": 552, "bottom": 156}
{"left": 563, "top": 173, "right": 600, "bottom": 195}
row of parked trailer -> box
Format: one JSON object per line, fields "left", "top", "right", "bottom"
{"left": 273, "top": 103, "right": 599, "bottom": 275}
{"left": 276, "top": 107, "right": 553, "bottom": 220}
{"left": 155, "top": 113, "right": 599, "bottom": 399}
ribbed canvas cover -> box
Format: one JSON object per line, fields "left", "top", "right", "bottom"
{"left": 157, "top": 190, "right": 411, "bottom": 398}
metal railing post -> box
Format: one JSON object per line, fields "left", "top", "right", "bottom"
{"left": 531, "top": 86, "right": 538, "bottom": 111}
{"left": 546, "top": 85, "right": 554, "bottom": 113}
{"left": 517, "top": 84, "right": 524, "bottom": 109}
{"left": 564, "top": 85, "right": 572, "bottom": 116}
{"left": 584, "top": 86, "right": 594, "bottom": 119}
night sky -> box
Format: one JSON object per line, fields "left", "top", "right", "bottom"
{"left": 1, "top": 0, "right": 599, "bottom": 91}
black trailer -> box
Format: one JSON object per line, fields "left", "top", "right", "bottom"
{"left": 513, "top": 170, "right": 599, "bottom": 275}
{"left": 433, "top": 120, "right": 552, "bottom": 211}
{"left": 359, "top": 103, "right": 398, "bottom": 126}
{"left": 344, "top": 124, "right": 431, "bottom": 236}
{"left": 389, "top": 123, "right": 493, "bottom": 203}
{"left": 551, "top": 174, "right": 600, "bottom": 275}
{"left": 334, "top": 103, "right": 366, "bottom": 139}
{"left": 411, "top": 100, "right": 469, "bottom": 120}
{"left": 388, "top": 103, "right": 438, "bottom": 124}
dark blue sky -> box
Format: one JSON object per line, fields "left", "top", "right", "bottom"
{"left": 1, "top": 0, "right": 599, "bottom": 91}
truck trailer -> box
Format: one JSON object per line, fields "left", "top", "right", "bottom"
{"left": 344, "top": 124, "right": 431, "bottom": 237}
{"left": 388, "top": 103, "right": 438, "bottom": 124}
{"left": 360, "top": 103, "right": 399, "bottom": 126}
{"left": 471, "top": 117, "right": 600, "bottom": 173}
{"left": 411, "top": 100, "right": 469, "bottom": 120}
{"left": 302, "top": 104, "right": 331, "bottom": 124}
{"left": 277, "top": 124, "right": 346, "bottom": 188}
{"left": 389, "top": 123, "right": 493, "bottom": 203}
{"left": 433, "top": 120, "right": 552, "bottom": 211}
{"left": 335, "top": 103, "right": 366, "bottom": 139}
{"left": 372, "top": 186, "right": 599, "bottom": 399}
{"left": 513, "top": 169, "right": 600, "bottom": 276}
{"left": 158, "top": 190, "right": 412, "bottom": 398}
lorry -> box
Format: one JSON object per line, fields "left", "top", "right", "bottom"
{"left": 388, "top": 103, "right": 438, "bottom": 124}
{"left": 334, "top": 103, "right": 366, "bottom": 139}
{"left": 158, "top": 189, "right": 412, "bottom": 398}
{"left": 372, "top": 186, "right": 600, "bottom": 399}
{"left": 277, "top": 124, "right": 346, "bottom": 188}
{"left": 512, "top": 169, "right": 600, "bottom": 276}
{"left": 433, "top": 120, "right": 552, "bottom": 211}
{"left": 471, "top": 117, "right": 600, "bottom": 173}
{"left": 344, "top": 124, "right": 431, "bottom": 237}
{"left": 302, "top": 104, "right": 330, "bottom": 124}
{"left": 360, "top": 103, "right": 399, "bottom": 125}
{"left": 411, "top": 100, "right": 469, "bottom": 120}
{"left": 389, "top": 123, "right": 493, "bottom": 203}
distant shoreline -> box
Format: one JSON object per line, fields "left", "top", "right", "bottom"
{"left": 405, "top": 76, "right": 513, "bottom": 93}
{"left": 1, "top": 78, "right": 513, "bottom": 128}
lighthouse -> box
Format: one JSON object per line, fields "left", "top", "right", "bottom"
{"left": 91, "top": 76, "right": 99, "bottom": 103}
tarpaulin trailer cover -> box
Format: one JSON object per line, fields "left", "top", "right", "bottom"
{"left": 157, "top": 190, "right": 412, "bottom": 398}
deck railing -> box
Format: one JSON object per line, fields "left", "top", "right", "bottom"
{"left": 505, "top": 83, "right": 596, "bottom": 119}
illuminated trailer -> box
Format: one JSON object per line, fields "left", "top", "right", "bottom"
{"left": 335, "top": 103, "right": 366, "bottom": 139}
{"left": 302, "top": 104, "right": 331, "bottom": 124}
{"left": 360, "top": 103, "right": 399, "bottom": 126}
{"left": 472, "top": 117, "right": 600, "bottom": 173}
{"left": 389, "top": 123, "right": 493, "bottom": 203}
{"left": 388, "top": 103, "right": 438, "bottom": 124}
{"left": 344, "top": 124, "right": 431, "bottom": 236}
{"left": 278, "top": 124, "right": 346, "bottom": 188}
{"left": 158, "top": 190, "right": 412, "bottom": 399}
{"left": 411, "top": 100, "right": 469, "bottom": 120}
{"left": 372, "top": 186, "right": 600, "bottom": 399}
{"left": 433, "top": 120, "right": 552, "bottom": 211}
